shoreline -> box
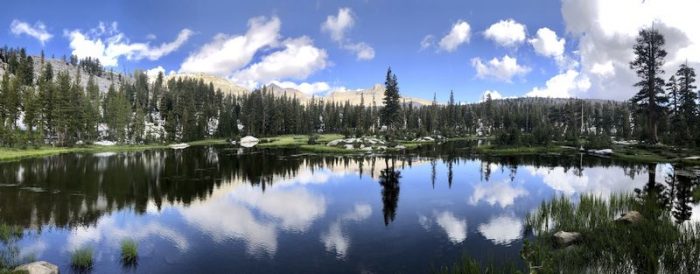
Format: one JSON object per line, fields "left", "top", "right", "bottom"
{"left": 2, "top": 135, "right": 699, "bottom": 165}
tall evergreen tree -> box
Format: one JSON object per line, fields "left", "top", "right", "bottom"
{"left": 630, "top": 28, "right": 668, "bottom": 144}
{"left": 676, "top": 63, "right": 697, "bottom": 143}
{"left": 381, "top": 67, "right": 401, "bottom": 131}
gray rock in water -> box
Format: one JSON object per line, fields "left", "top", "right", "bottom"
{"left": 553, "top": 231, "right": 581, "bottom": 247}
{"left": 14, "top": 261, "right": 59, "bottom": 274}
{"left": 616, "top": 211, "right": 643, "bottom": 224}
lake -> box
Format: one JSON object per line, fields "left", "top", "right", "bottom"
{"left": 0, "top": 144, "right": 686, "bottom": 273}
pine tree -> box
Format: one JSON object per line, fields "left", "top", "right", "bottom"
{"left": 629, "top": 28, "right": 668, "bottom": 144}
{"left": 22, "top": 86, "right": 41, "bottom": 145}
{"left": 676, "top": 63, "right": 697, "bottom": 143}
{"left": 0, "top": 72, "right": 9, "bottom": 144}
{"left": 381, "top": 67, "right": 401, "bottom": 131}
{"left": 38, "top": 63, "right": 55, "bottom": 141}
{"left": 54, "top": 71, "right": 72, "bottom": 145}
{"left": 84, "top": 75, "right": 100, "bottom": 140}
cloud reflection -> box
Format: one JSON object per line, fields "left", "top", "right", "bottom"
{"left": 469, "top": 179, "right": 528, "bottom": 208}
{"left": 65, "top": 215, "right": 189, "bottom": 252}
{"left": 477, "top": 215, "right": 522, "bottom": 245}
{"left": 434, "top": 211, "right": 467, "bottom": 244}
{"left": 525, "top": 166, "right": 647, "bottom": 197}
{"left": 321, "top": 203, "right": 372, "bottom": 258}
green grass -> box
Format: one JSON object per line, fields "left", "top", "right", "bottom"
{"left": 256, "top": 134, "right": 345, "bottom": 148}
{"left": 0, "top": 144, "right": 169, "bottom": 162}
{"left": 474, "top": 145, "right": 568, "bottom": 156}
{"left": 522, "top": 193, "right": 700, "bottom": 273}
{"left": 120, "top": 239, "right": 138, "bottom": 264}
{"left": 434, "top": 255, "right": 523, "bottom": 274}
{"left": 0, "top": 224, "right": 22, "bottom": 243}
{"left": 0, "top": 138, "right": 235, "bottom": 163}
{"left": 70, "top": 247, "right": 93, "bottom": 270}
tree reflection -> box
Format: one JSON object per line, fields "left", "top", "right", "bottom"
{"left": 0, "top": 145, "right": 674, "bottom": 232}
{"left": 378, "top": 158, "right": 401, "bottom": 226}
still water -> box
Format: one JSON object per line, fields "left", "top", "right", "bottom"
{"left": 0, "top": 144, "right": 680, "bottom": 273}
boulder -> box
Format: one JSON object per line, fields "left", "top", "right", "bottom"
{"left": 240, "top": 136, "right": 259, "bottom": 143}
{"left": 168, "top": 143, "right": 190, "bottom": 149}
{"left": 553, "top": 231, "right": 581, "bottom": 247}
{"left": 344, "top": 144, "right": 354, "bottom": 150}
{"left": 616, "top": 211, "right": 643, "bottom": 224}
{"left": 327, "top": 139, "right": 342, "bottom": 146}
{"left": 14, "top": 261, "right": 59, "bottom": 274}
{"left": 587, "top": 149, "right": 613, "bottom": 155}
{"left": 94, "top": 140, "right": 116, "bottom": 146}
{"left": 240, "top": 136, "right": 260, "bottom": 148}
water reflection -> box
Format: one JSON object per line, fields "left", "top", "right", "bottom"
{"left": 378, "top": 159, "right": 401, "bottom": 226}
{"left": 477, "top": 215, "right": 523, "bottom": 246}
{"left": 0, "top": 146, "right": 697, "bottom": 273}
{"left": 434, "top": 211, "right": 467, "bottom": 244}
{"left": 321, "top": 203, "right": 372, "bottom": 258}
{"left": 469, "top": 179, "right": 528, "bottom": 208}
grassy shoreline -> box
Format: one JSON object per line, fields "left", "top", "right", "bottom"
{"left": 474, "top": 143, "right": 700, "bottom": 165}
{"left": 3, "top": 135, "right": 700, "bottom": 165}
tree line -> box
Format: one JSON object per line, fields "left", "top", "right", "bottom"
{"left": 0, "top": 32, "right": 698, "bottom": 147}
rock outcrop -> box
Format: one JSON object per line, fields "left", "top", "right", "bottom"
{"left": 553, "top": 231, "right": 581, "bottom": 247}
{"left": 615, "top": 211, "right": 643, "bottom": 224}
{"left": 14, "top": 261, "right": 59, "bottom": 274}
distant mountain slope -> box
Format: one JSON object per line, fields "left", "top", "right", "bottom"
{"left": 325, "top": 84, "right": 433, "bottom": 106}
{"left": 0, "top": 57, "right": 128, "bottom": 93}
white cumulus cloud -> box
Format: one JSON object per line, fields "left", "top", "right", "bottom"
{"left": 439, "top": 20, "right": 471, "bottom": 52}
{"left": 269, "top": 80, "right": 332, "bottom": 95}
{"left": 66, "top": 21, "right": 192, "bottom": 67}
{"left": 321, "top": 7, "right": 354, "bottom": 42}
{"left": 180, "top": 16, "right": 280, "bottom": 75}
{"left": 484, "top": 19, "right": 527, "bottom": 47}
{"left": 529, "top": 27, "right": 565, "bottom": 59}
{"left": 231, "top": 36, "right": 328, "bottom": 88}
{"left": 321, "top": 8, "right": 375, "bottom": 60}
{"left": 525, "top": 69, "right": 591, "bottom": 98}
{"left": 561, "top": 0, "right": 700, "bottom": 99}
{"left": 481, "top": 90, "right": 504, "bottom": 102}
{"left": 471, "top": 55, "right": 530, "bottom": 82}
{"left": 342, "top": 42, "right": 375, "bottom": 60}
{"left": 10, "top": 19, "right": 53, "bottom": 45}
{"left": 145, "top": 66, "right": 166, "bottom": 83}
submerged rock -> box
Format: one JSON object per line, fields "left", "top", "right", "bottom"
{"left": 553, "top": 231, "right": 581, "bottom": 247}
{"left": 616, "top": 211, "right": 643, "bottom": 224}
{"left": 14, "top": 261, "right": 59, "bottom": 274}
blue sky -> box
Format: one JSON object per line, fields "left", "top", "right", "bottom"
{"left": 3, "top": 0, "right": 699, "bottom": 102}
